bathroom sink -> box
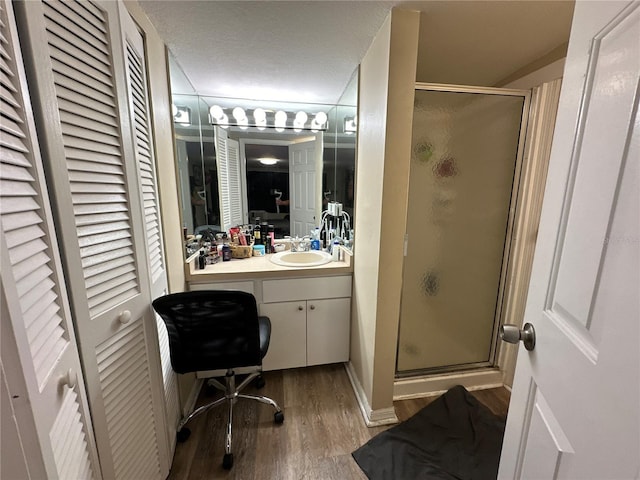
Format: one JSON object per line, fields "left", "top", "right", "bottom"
{"left": 270, "top": 250, "right": 333, "bottom": 267}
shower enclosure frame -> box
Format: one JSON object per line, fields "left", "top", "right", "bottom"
{"left": 395, "top": 82, "right": 531, "bottom": 378}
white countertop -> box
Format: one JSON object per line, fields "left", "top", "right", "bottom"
{"left": 186, "top": 247, "right": 353, "bottom": 283}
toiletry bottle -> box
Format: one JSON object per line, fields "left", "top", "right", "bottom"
{"left": 311, "top": 227, "right": 320, "bottom": 250}
{"left": 261, "top": 222, "right": 269, "bottom": 252}
{"left": 268, "top": 225, "right": 275, "bottom": 253}
{"left": 332, "top": 240, "right": 340, "bottom": 262}
{"left": 198, "top": 249, "right": 206, "bottom": 269}
{"left": 254, "top": 219, "right": 262, "bottom": 245}
{"left": 222, "top": 244, "right": 231, "bottom": 262}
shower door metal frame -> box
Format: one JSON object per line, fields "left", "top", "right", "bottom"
{"left": 396, "top": 82, "right": 531, "bottom": 377}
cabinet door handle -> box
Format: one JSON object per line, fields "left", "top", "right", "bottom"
{"left": 298, "top": 305, "right": 304, "bottom": 311}
{"left": 309, "top": 305, "right": 315, "bottom": 310}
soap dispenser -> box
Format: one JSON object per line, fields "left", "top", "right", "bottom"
{"left": 310, "top": 227, "right": 321, "bottom": 250}
{"left": 331, "top": 240, "right": 340, "bottom": 262}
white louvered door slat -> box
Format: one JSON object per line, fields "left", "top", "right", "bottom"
{"left": 227, "top": 138, "right": 244, "bottom": 228}
{"left": 215, "top": 125, "right": 232, "bottom": 231}
{"left": 16, "top": 0, "right": 170, "bottom": 478}
{"left": 215, "top": 128, "right": 245, "bottom": 232}
{"left": 0, "top": 1, "right": 99, "bottom": 478}
{"left": 120, "top": 4, "right": 179, "bottom": 456}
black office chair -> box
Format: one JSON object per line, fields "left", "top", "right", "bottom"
{"left": 152, "top": 290, "right": 284, "bottom": 469}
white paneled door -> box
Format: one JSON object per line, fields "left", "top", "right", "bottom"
{"left": 16, "top": 1, "right": 171, "bottom": 478}
{"left": 289, "top": 139, "right": 319, "bottom": 236}
{"left": 499, "top": 1, "right": 639, "bottom": 478}
{"left": 0, "top": 0, "right": 100, "bottom": 477}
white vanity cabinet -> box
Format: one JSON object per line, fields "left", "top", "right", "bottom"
{"left": 258, "top": 301, "right": 307, "bottom": 370}
{"left": 187, "top": 274, "right": 352, "bottom": 371}
{"left": 260, "top": 275, "right": 352, "bottom": 371}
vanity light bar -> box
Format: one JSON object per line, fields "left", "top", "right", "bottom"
{"left": 208, "top": 105, "right": 329, "bottom": 131}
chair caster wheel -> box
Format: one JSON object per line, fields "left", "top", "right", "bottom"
{"left": 222, "top": 453, "right": 233, "bottom": 470}
{"left": 274, "top": 411, "right": 284, "bottom": 424}
{"left": 255, "top": 375, "right": 266, "bottom": 389}
{"left": 176, "top": 428, "right": 191, "bottom": 443}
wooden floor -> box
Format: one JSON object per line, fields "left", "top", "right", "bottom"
{"left": 168, "top": 364, "right": 510, "bottom": 479}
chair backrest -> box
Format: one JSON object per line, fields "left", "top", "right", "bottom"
{"left": 152, "top": 290, "right": 262, "bottom": 374}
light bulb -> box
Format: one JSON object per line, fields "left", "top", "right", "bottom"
{"left": 232, "top": 107, "right": 247, "bottom": 122}
{"left": 220, "top": 113, "right": 229, "bottom": 128}
{"left": 295, "top": 111, "right": 308, "bottom": 124}
{"left": 315, "top": 112, "right": 328, "bottom": 126}
{"left": 253, "top": 108, "right": 266, "bottom": 122}
{"left": 254, "top": 108, "right": 267, "bottom": 130}
{"left": 172, "top": 104, "right": 178, "bottom": 117}
{"left": 209, "top": 105, "right": 224, "bottom": 120}
{"left": 275, "top": 110, "right": 287, "bottom": 127}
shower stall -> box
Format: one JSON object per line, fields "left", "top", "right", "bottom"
{"left": 396, "top": 84, "right": 529, "bottom": 376}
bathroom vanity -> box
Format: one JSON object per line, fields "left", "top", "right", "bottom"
{"left": 186, "top": 249, "right": 353, "bottom": 371}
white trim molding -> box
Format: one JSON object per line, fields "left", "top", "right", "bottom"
{"left": 344, "top": 362, "right": 399, "bottom": 427}
{"left": 393, "top": 368, "right": 503, "bottom": 400}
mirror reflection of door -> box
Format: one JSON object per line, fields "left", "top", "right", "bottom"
{"left": 289, "top": 135, "right": 322, "bottom": 237}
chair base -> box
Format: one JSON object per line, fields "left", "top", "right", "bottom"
{"left": 176, "top": 368, "right": 283, "bottom": 469}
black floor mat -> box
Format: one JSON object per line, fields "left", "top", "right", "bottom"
{"left": 352, "top": 385, "right": 506, "bottom": 480}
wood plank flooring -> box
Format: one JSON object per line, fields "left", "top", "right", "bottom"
{"left": 168, "top": 364, "right": 510, "bottom": 479}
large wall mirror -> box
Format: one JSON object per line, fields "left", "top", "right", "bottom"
{"left": 170, "top": 71, "right": 357, "bottom": 260}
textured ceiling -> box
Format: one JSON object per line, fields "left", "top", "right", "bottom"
{"left": 138, "top": 1, "right": 574, "bottom": 104}
{"left": 139, "top": 0, "right": 394, "bottom": 104}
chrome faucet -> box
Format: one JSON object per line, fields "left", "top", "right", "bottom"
{"left": 289, "top": 235, "right": 311, "bottom": 252}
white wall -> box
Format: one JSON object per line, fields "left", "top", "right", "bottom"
{"left": 350, "top": 8, "right": 419, "bottom": 420}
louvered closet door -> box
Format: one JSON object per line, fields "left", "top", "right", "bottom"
{"left": 0, "top": 1, "right": 100, "bottom": 478}
{"left": 15, "top": 1, "right": 170, "bottom": 478}
{"left": 227, "top": 138, "right": 243, "bottom": 227}
{"left": 118, "top": 3, "right": 179, "bottom": 452}
{"left": 215, "top": 126, "right": 244, "bottom": 231}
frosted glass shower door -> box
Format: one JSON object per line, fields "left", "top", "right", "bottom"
{"left": 397, "top": 87, "right": 526, "bottom": 374}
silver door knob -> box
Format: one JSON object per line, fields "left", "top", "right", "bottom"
{"left": 500, "top": 323, "right": 536, "bottom": 351}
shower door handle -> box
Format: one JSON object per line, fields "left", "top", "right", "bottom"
{"left": 500, "top": 323, "right": 536, "bottom": 351}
